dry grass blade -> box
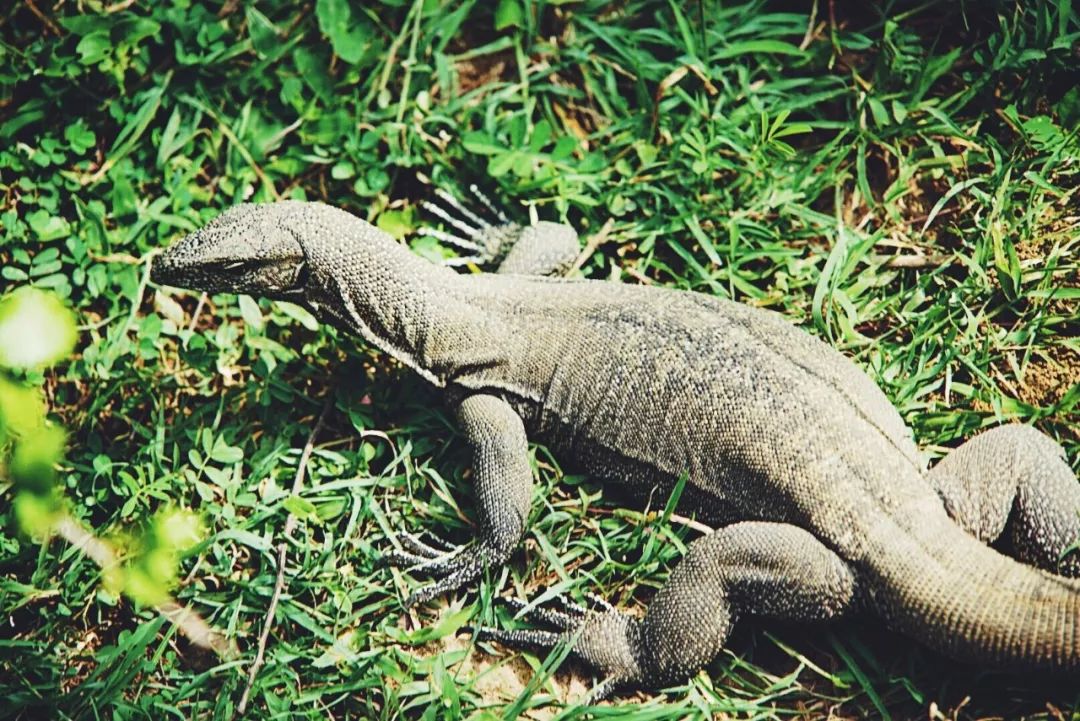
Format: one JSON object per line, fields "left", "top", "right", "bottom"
{"left": 234, "top": 395, "right": 334, "bottom": 717}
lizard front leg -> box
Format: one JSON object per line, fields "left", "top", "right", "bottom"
{"left": 382, "top": 393, "right": 534, "bottom": 606}
{"left": 420, "top": 186, "right": 580, "bottom": 277}
{"left": 493, "top": 221, "right": 579, "bottom": 276}
{"left": 472, "top": 522, "right": 858, "bottom": 699}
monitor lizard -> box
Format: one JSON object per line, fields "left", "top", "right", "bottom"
{"left": 151, "top": 199, "right": 1080, "bottom": 699}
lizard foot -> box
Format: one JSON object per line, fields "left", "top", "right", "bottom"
{"left": 419, "top": 186, "right": 522, "bottom": 267}
{"left": 466, "top": 594, "right": 646, "bottom": 703}
{"left": 382, "top": 393, "right": 532, "bottom": 607}
{"left": 380, "top": 531, "right": 510, "bottom": 607}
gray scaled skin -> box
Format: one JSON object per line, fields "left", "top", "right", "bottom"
{"left": 151, "top": 200, "right": 1080, "bottom": 699}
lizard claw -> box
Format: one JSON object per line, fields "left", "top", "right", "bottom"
{"left": 404, "top": 561, "right": 484, "bottom": 606}
{"left": 419, "top": 185, "right": 523, "bottom": 267}
{"left": 397, "top": 530, "right": 458, "bottom": 558}
{"left": 380, "top": 531, "right": 510, "bottom": 607}
{"left": 466, "top": 593, "right": 646, "bottom": 701}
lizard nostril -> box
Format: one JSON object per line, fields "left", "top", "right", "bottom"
{"left": 150, "top": 255, "right": 174, "bottom": 284}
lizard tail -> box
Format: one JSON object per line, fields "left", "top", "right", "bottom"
{"left": 871, "top": 517, "right": 1080, "bottom": 669}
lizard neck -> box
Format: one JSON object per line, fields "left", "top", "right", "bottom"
{"left": 300, "top": 231, "right": 473, "bottom": 387}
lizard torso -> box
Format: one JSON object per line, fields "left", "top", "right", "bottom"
{"left": 421, "top": 273, "right": 928, "bottom": 560}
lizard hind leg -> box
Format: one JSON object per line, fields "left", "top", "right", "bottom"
{"left": 471, "top": 522, "right": 857, "bottom": 699}
{"left": 926, "top": 424, "right": 1080, "bottom": 577}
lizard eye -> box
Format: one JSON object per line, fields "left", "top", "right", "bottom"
{"left": 203, "top": 259, "right": 250, "bottom": 273}
{"left": 215, "top": 260, "right": 249, "bottom": 273}
{"left": 292, "top": 260, "right": 309, "bottom": 287}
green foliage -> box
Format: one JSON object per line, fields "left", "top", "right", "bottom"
{"left": 1, "top": 0, "right": 1078, "bottom": 719}
{"left": 315, "top": 0, "right": 377, "bottom": 65}
{"left": 114, "top": 507, "right": 204, "bottom": 606}
{"left": 0, "top": 289, "right": 75, "bottom": 534}
{"left": 0, "top": 288, "right": 202, "bottom": 633}
{"left": 0, "top": 287, "right": 77, "bottom": 369}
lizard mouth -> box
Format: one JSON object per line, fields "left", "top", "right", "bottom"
{"left": 148, "top": 219, "right": 311, "bottom": 301}
{"left": 150, "top": 226, "right": 310, "bottom": 290}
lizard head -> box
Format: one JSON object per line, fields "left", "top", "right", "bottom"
{"left": 151, "top": 201, "right": 311, "bottom": 301}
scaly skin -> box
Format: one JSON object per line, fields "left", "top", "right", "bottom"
{"left": 151, "top": 200, "right": 1080, "bottom": 697}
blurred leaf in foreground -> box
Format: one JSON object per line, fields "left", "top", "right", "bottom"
{"left": 117, "top": 507, "right": 205, "bottom": 606}
{"left": 0, "top": 376, "right": 46, "bottom": 435}
{"left": 0, "top": 287, "right": 77, "bottom": 370}
{"left": 0, "top": 288, "right": 73, "bottom": 534}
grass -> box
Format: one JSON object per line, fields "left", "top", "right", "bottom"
{"left": 1, "top": 0, "right": 1079, "bottom": 718}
